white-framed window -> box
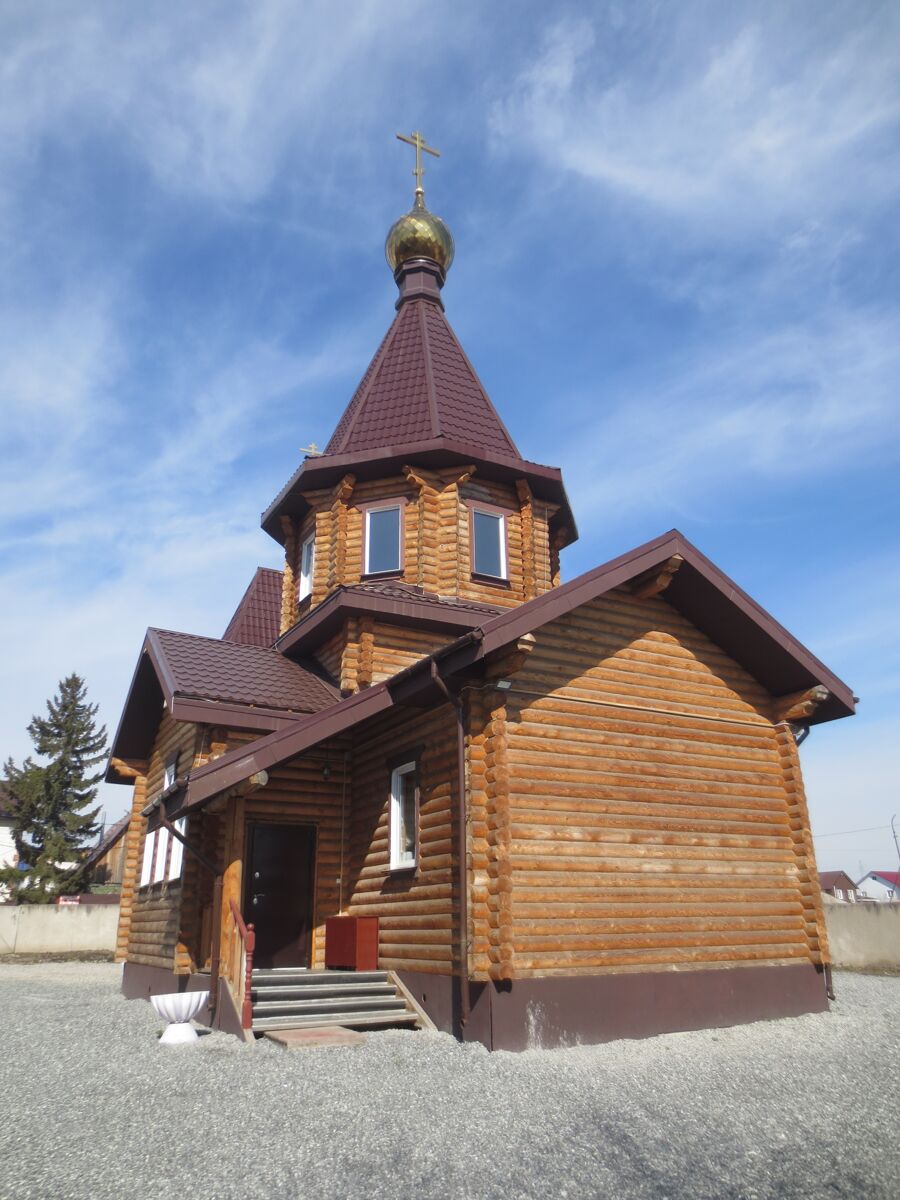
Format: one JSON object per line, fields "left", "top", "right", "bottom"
{"left": 835, "top": 888, "right": 844, "bottom": 900}
{"left": 152, "top": 826, "right": 170, "bottom": 884}
{"left": 389, "top": 760, "right": 418, "bottom": 871}
{"left": 364, "top": 503, "right": 402, "bottom": 575}
{"left": 167, "top": 818, "right": 186, "bottom": 881}
{"left": 299, "top": 532, "right": 316, "bottom": 601}
{"left": 848, "top": 890, "right": 856, "bottom": 903}
{"left": 139, "top": 827, "right": 155, "bottom": 888}
{"left": 163, "top": 753, "right": 178, "bottom": 792}
{"left": 471, "top": 507, "right": 507, "bottom": 579}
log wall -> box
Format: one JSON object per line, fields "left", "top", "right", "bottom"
{"left": 346, "top": 703, "right": 459, "bottom": 975}
{"left": 472, "top": 589, "right": 826, "bottom": 980}
{"left": 123, "top": 713, "right": 200, "bottom": 970}
{"left": 278, "top": 466, "right": 558, "bottom": 633}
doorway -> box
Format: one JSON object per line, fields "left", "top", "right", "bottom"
{"left": 243, "top": 822, "right": 316, "bottom": 969}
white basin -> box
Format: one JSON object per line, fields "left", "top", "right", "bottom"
{"left": 151, "top": 990, "right": 210, "bottom": 1045}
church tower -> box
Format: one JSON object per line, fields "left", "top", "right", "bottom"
{"left": 264, "top": 133, "right": 577, "bottom": 693}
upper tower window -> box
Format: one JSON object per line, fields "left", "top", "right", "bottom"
{"left": 364, "top": 503, "right": 403, "bottom": 575}
{"left": 470, "top": 505, "right": 508, "bottom": 580}
{"left": 299, "top": 533, "right": 315, "bottom": 601}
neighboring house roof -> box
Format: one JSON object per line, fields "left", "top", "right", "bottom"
{"left": 82, "top": 814, "right": 130, "bottom": 872}
{"left": 325, "top": 297, "right": 520, "bottom": 459}
{"left": 819, "top": 871, "right": 858, "bottom": 892}
{"left": 860, "top": 871, "right": 900, "bottom": 889}
{"left": 277, "top": 580, "right": 501, "bottom": 660}
{"left": 223, "top": 567, "right": 282, "bottom": 648}
{"left": 106, "top": 628, "right": 339, "bottom": 783}
{"left": 181, "top": 528, "right": 856, "bottom": 813}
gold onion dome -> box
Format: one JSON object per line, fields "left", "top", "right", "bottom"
{"left": 385, "top": 191, "right": 455, "bottom": 275}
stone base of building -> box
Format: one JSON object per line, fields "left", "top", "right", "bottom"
{"left": 398, "top": 961, "right": 829, "bottom": 1051}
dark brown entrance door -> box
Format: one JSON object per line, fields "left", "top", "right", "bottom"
{"left": 244, "top": 823, "right": 316, "bottom": 969}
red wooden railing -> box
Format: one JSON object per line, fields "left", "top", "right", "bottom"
{"left": 229, "top": 899, "right": 255, "bottom": 1029}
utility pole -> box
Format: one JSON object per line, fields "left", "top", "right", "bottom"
{"left": 892, "top": 813, "right": 900, "bottom": 872}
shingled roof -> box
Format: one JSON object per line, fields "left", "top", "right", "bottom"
{"left": 106, "top": 628, "right": 339, "bottom": 782}
{"left": 325, "top": 297, "right": 519, "bottom": 458}
{"left": 223, "top": 567, "right": 282, "bottom": 648}
{"left": 149, "top": 629, "right": 338, "bottom": 712}
{"left": 260, "top": 294, "right": 577, "bottom": 547}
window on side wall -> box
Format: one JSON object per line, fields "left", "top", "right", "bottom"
{"left": 139, "top": 826, "right": 155, "bottom": 888}
{"left": 163, "top": 753, "right": 178, "bottom": 792}
{"left": 364, "top": 503, "right": 402, "bottom": 575}
{"left": 299, "top": 532, "right": 315, "bottom": 601}
{"left": 471, "top": 507, "right": 507, "bottom": 580}
{"left": 390, "top": 760, "right": 418, "bottom": 871}
{"left": 167, "top": 818, "right": 186, "bottom": 881}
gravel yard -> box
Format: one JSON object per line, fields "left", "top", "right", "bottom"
{"left": 0, "top": 963, "right": 896, "bottom": 1200}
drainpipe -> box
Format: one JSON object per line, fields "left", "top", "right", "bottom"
{"left": 430, "top": 661, "right": 470, "bottom": 1033}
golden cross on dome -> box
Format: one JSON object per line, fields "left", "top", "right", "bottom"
{"left": 396, "top": 130, "right": 440, "bottom": 197}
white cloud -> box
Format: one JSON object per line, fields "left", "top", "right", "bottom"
{"left": 490, "top": 11, "right": 900, "bottom": 234}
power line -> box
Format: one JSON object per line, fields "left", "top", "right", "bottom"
{"left": 813, "top": 824, "right": 890, "bottom": 839}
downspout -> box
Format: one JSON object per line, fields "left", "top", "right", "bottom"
{"left": 430, "top": 660, "right": 470, "bottom": 1032}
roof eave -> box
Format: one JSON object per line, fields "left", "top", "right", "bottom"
{"left": 260, "top": 439, "right": 578, "bottom": 548}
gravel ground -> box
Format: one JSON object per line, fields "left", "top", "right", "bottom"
{"left": 0, "top": 964, "right": 896, "bottom": 1200}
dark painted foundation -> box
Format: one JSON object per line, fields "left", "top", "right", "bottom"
{"left": 120, "top": 960, "right": 242, "bottom": 1035}
{"left": 397, "top": 962, "right": 829, "bottom": 1051}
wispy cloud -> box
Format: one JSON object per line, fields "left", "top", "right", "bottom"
{"left": 490, "top": 9, "right": 900, "bottom": 234}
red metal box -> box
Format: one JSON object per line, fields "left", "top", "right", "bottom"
{"left": 325, "top": 915, "right": 380, "bottom": 971}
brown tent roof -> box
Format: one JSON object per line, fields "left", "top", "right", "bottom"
{"left": 259, "top": 296, "right": 577, "bottom": 548}
{"left": 325, "top": 297, "right": 520, "bottom": 458}
{"left": 182, "top": 528, "right": 856, "bottom": 811}
{"left": 223, "top": 567, "right": 282, "bottom": 648}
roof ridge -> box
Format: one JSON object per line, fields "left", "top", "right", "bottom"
{"left": 424, "top": 301, "right": 520, "bottom": 456}
{"left": 326, "top": 303, "right": 411, "bottom": 455}
{"left": 417, "top": 298, "right": 441, "bottom": 439}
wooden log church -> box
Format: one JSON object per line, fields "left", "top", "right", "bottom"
{"left": 108, "top": 135, "right": 855, "bottom": 1048}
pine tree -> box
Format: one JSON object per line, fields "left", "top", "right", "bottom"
{"left": 0, "top": 674, "right": 107, "bottom": 902}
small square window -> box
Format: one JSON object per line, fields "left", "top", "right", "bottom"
{"left": 390, "top": 761, "right": 418, "bottom": 871}
{"left": 472, "top": 508, "right": 507, "bottom": 579}
{"left": 365, "top": 504, "right": 402, "bottom": 575}
{"left": 299, "top": 533, "right": 315, "bottom": 601}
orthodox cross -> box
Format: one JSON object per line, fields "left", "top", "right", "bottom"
{"left": 396, "top": 130, "right": 440, "bottom": 194}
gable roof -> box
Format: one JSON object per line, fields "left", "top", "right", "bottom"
{"left": 427, "top": 529, "right": 856, "bottom": 725}
{"left": 181, "top": 528, "right": 855, "bottom": 811}
{"left": 82, "top": 814, "right": 130, "bottom": 871}
{"left": 325, "top": 297, "right": 520, "bottom": 458}
{"left": 223, "top": 567, "right": 282, "bottom": 648}
{"left": 819, "top": 871, "right": 858, "bottom": 892}
{"left": 860, "top": 871, "right": 900, "bottom": 889}
{"left": 106, "top": 628, "right": 339, "bottom": 783}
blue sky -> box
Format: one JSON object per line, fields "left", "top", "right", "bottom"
{"left": 1, "top": 1, "right": 898, "bottom": 876}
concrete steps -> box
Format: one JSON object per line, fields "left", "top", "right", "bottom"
{"left": 250, "top": 968, "right": 424, "bottom": 1034}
